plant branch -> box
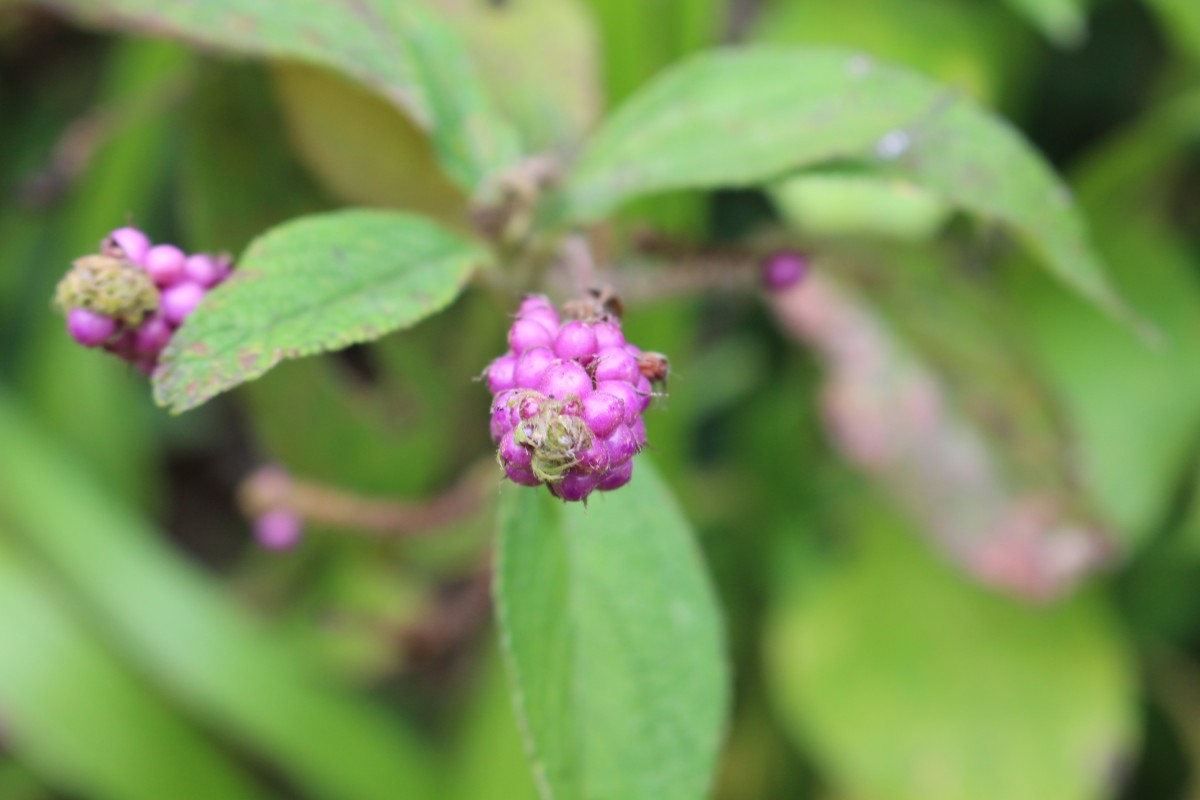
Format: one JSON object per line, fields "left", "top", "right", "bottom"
{"left": 238, "top": 459, "right": 497, "bottom": 537}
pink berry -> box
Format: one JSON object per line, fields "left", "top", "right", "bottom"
{"left": 499, "top": 431, "right": 533, "bottom": 469}
{"left": 490, "top": 402, "right": 513, "bottom": 442}
{"left": 255, "top": 509, "right": 302, "bottom": 550}
{"left": 576, "top": 440, "right": 611, "bottom": 474}
{"left": 66, "top": 307, "right": 117, "bottom": 347}
{"left": 517, "top": 391, "right": 546, "bottom": 421}
{"left": 604, "top": 424, "right": 639, "bottom": 466}
{"left": 598, "top": 460, "right": 633, "bottom": 491}
{"left": 486, "top": 353, "right": 518, "bottom": 393}
{"left": 582, "top": 391, "right": 623, "bottom": 438}
{"left": 520, "top": 307, "right": 561, "bottom": 334}
{"left": 508, "top": 318, "right": 555, "bottom": 354}
{"left": 636, "top": 375, "right": 654, "bottom": 412}
{"left": 592, "top": 346, "right": 640, "bottom": 384}
{"left": 185, "top": 253, "right": 226, "bottom": 288}
{"left": 108, "top": 226, "right": 150, "bottom": 264}
{"left": 504, "top": 463, "right": 542, "bottom": 487}
{"left": 517, "top": 294, "right": 554, "bottom": 316}
{"left": 595, "top": 380, "right": 641, "bottom": 425}
{"left": 554, "top": 320, "right": 598, "bottom": 362}
{"left": 549, "top": 469, "right": 599, "bottom": 502}
{"left": 134, "top": 315, "right": 172, "bottom": 357}
{"left": 103, "top": 329, "right": 138, "bottom": 361}
{"left": 514, "top": 346, "right": 555, "bottom": 389}
{"left": 539, "top": 359, "right": 593, "bottom": 400}
{"left": 762, "top": 250, "right": 808, "bottom": 290}
{"left": 161, "top": 282, "right": 206, "bottom": 325}
{"left": 591, "top": 320, "right": 625, "bottom": 349}
{"left": 144, "top": 244, "right": 186, "bottom": 286}
{"left": 630, "top": 415, "right": 648, "bottom": 447}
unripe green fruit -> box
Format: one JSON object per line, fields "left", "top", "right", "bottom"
{"left": 54, "top": 254, "right": 159, "bottom": 326}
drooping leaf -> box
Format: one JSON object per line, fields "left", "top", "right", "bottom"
{"left": 35, "top": 0, "right": 519, "bottom": 189}
{"left": 768, "top": 267, "right": 1110, "bottom": 597}
{"left": 765, "top": 500, "right": 1137, "bottom": 800}
{"left": 562, "top": 46, "right": 1139, "bottom": 329}
{"left": 270, "top": 62, "right": 466, "bottom": 221}
{"left": 495, "top": 460, "right": 728, "bottom": 800}
{"left": 428, "top": 0, "right": 602, "bottom": 150}
{"left": 154, "top": 209, "right": 489, "bottom": 412}
{"left": 1003, "top": 93, "right": 1200, "bottom": 544}
{"left": 0, "top": 393, "right": 437, "bottom": 800}
{"left": 0, "top": 538, "right": 267, "bottom": 800}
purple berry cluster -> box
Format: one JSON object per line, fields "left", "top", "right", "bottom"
{"left": 56, "top": 226, "right": 231, "bottom": 374}
{"left": 485, "top": 295, "right": 664, "bottom": 503}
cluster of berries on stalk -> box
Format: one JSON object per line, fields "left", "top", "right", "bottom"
{"left": 54, "top": 226, "right": 231, "bottom": 373}
{"left": 484, "top": 293, "right": 666, "bottom": 503}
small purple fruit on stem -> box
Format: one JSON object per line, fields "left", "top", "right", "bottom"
{"left": 66, "top": 308, "right": 117, "bottom": 347}
{"left": 761, "top": 250, "right": 809, "bottom": 291}
{"left": 255, "top": 509, "right": 302, "bottom": 550}
{"left": 161, "top": 282, "right": 206, "bottom": 325}
{"left": 144, "top": 244, "right": 187, "bottom": 286}
{"left": 106, "top": 226, "right": 150, "bottom": 264}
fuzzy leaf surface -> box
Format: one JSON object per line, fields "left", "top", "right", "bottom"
{"left": 564, "top": 46, "right": 1138, "bottom": 328}
{"left": 36, "top": 0, "right": 519, "bottom": 188}
{"left": 495, "top": 461, "right": 728, "bottom": 800}
{"left": 154, "top": 210, "right": 487, "bottom": 412}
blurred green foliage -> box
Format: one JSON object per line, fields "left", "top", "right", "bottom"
{"left": 1, "top": 0, "right": 1199, "bottom": 799}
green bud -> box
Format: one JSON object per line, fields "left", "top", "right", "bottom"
{"left": 54, "top": 253, "right": 159, "bottom": 326}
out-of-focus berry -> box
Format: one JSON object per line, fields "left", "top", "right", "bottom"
{"left": 107, "top": 226, "right": 151, "bottom": 264}
{"left": 161, "top": 282, "right": 206, "bottom": 325}
{"left": 144, "top": 244, "right": 187, "bottom": 286}
{"left": 255, "top": 509, "right": 302, "bottom": 550}
{"left": 57, "top": 225, "right": 234, "bottom": 373}
{"left": 486, "top": 353, "right": 518, "bottom": 394}
{"left": 67, "top": 307, "right": 117, "bottom": 347}
{"left": 761, "top": 250, "right": 808, "bottom": 291}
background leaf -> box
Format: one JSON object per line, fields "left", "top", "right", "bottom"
{"left": 153, "top": 209, "right": 488, "bottom": 412}
{"left": 35, "top": 0, "right": 519, "bottom": 189}
{"left": 0, "top": 392, "right": 437, "bottom": 800}
{"left": 766, "top": 499, "right": 1137, "bottom": 800}
{"left": 495, "top": 460, "right": 728, "bottom": 800}
{"left": 269, "top": 62, "right": 466, "bottom": 220}
{"left": 562, "top": 46, "right": 1138, "bottom": 329}
{"left": 0, "top": 538, "right": 266, "bottom": 800}
{"left": 1002, "top": 0, "right": 1088, "bottom": 47}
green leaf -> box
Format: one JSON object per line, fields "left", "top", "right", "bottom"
{"left": 562, "top": 46, "right": 1140, "bottom": 330}
{"left": 1002, "top": 0, "right": 1087, "bottom": 47}
{"left": 495, "top": 460, "right": 728, "bottom": 800}
{"left": 0, "top": 393, "right": 437, "bottom": 800}
{"left": 270, "top": 62, "right": 466, "bottom": 220}
{"left": 0, "top": 538, "right": 267, "bottom": 800}
{"left": 1002, "top": 93, "right": 1200, "bottom": 543}
{"left": 153, "top": 209, "right": 488, "bottom": 412}
{"left": 429, "top": 0, "right": 602, "bottom": 150}
{"left": 766, "top": 501, "right": 1137, "bottom": 800}
{"left": 1144, "top": 0, "right": 1200, "bottom": 63}
{"left": 35, "top": 0, "right": 519, "bottom": 189}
